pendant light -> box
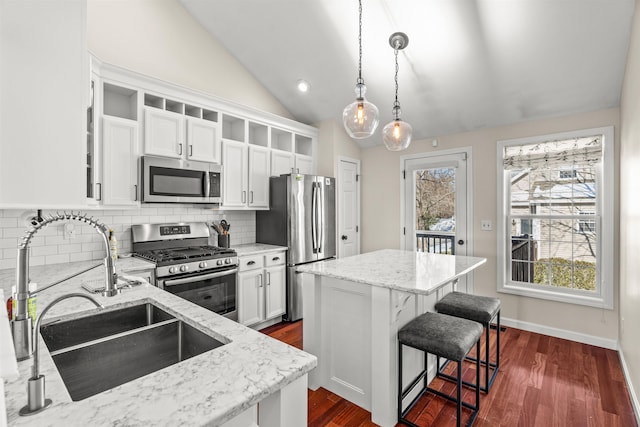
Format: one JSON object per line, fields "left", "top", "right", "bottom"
{"left": 382, "top": 32, "right": 412, "bottom": 151}
{"left": 342, "top": 0, "right": 379, "bottom": 139}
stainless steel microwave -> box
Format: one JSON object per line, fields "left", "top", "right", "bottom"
{"left": 141, "top": 156, "right": 221, "bottom": 204}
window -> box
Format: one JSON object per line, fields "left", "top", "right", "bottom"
{"left": 559, "top": 168, "right": 577, "bottom": 180}
{"left": 497, "top": 127, "right": 614, "bottom": 309}
{"left": 577, "top": 212, "right": 596, "bottom": 234}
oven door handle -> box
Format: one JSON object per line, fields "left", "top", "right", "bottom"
{"left": 163, "top": 268, "right": 238, "bottom": 287}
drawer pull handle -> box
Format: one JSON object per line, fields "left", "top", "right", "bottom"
{"left": 247, "top": 261, "right": 256, "bottom": 266}
{"left": 272, "top": 256, "right": 280, "bottom": 261}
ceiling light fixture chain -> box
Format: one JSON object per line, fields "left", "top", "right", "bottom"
{"left": 357, "top": 0, "right": 363, "bottom": 89}
{"left": 382, "top": 32, "right": 413, "bottom": 152}
{"left": 393, "top": 42, "right": 400, "bottom": 119}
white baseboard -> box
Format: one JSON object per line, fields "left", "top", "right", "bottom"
{"left": 500, "top": 316, "right": 618, "bottom": 350}
{"left": 618, "top": 346, "right": 640, "bottom": 425}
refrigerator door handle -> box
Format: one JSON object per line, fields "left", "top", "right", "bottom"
{"left": 311, "top": 182, "right": 318, "bottom": 252}
{"left": 317, "top": 181, "right": 323, "bottom": 253}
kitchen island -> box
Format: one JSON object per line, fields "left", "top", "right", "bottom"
{"left": 1, "top": 258, "right": 316, "bottom": 426}
{"left": 297, "top": 249, "right": 486, "bottom": 427}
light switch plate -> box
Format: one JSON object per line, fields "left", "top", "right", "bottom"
{"left": 481, "top": 220, "right": 492, "bottom": 231}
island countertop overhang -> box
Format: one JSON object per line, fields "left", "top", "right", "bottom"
{"left": 296, "top": 249, "right": 487, "bottom": 295}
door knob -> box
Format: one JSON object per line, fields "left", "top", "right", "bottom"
{"left": 341, "top": 235, "right": 348, "bottom": 240}
{"left": 457, "top": 239, "right": 464, "bottom": 245}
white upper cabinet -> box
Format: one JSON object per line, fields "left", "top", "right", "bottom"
{"left": 0, "top": 0, "right": 87, "bottom": 207}
{"left": 271, "top": 150, "right": 294, "bottom": 177}
{"left": 248, "top": 146, "right": 270, "bottom": 208}
{"left": 144, "top": 108, "right": 184, "bottom": 159}
{"left": 187, "top": 117, "right": 220, "bottom": 163}
{"left": 221, "top": 140, "right": 248, "bottom": 207}
{"left": 95, "top": 79, "right": 140, "bottom": 206}
{"left": 102, "top": 116, "right": 139, "bottom": 206}
{"left": 270, "top": 128, "right": 315, "bottom": 176}
{"left": 144, "top": 94, "right": 221, "bottom": 163}
{"left": 295, "top": 154, "right": 314, "bottom": 175}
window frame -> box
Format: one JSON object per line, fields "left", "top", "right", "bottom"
{"left": 496, "top": 126, "right": 614, "bottom": 309}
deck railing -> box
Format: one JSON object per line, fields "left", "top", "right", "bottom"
{"left": 416, "top": 231, "right": 455, "bottom": 255}
{"left": 511, "top": 235, "right": 537, "bottom": 282}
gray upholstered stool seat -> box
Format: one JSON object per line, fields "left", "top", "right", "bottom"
{"left": 398, "top": 312, "right": 482, "bottom": 427}
{"left": 398, "top": 312, "right": 483, "bottom": 361}
{"left": 435, "top": 291, "right": 501, "bottom": 393}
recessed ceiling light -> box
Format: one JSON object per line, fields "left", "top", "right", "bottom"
{"left": 297, "top": 80, "right": 310, "bottom": 93}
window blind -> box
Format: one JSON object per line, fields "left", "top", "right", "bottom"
{"left": 503, "top": 136, "right": 602, "bottom": 170}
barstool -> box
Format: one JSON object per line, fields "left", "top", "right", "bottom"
{"left": 398, "top": 312, "right": 482, "bottom": 427}
{"left": 435, "top": 292, "right": 501, "bottom": 393}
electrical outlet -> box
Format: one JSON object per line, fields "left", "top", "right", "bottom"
{"left": 64, "top": 222, "right": 76, "bottom": 240}
{"left": 481, "top": 220, "right": 493, "bottom": 231}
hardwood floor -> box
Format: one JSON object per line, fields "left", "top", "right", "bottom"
{"left": 260, "top": 321, "right": 638, "bottom": 427}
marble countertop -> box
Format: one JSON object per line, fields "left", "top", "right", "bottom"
{"left": 233, "top": 243, "right": 287, "bottom": 257}
{"left": 296, "top": 249, "right": 487, "bottom": 296}
{"left": 1, "top": 258, "right": 316, "bottom": 426}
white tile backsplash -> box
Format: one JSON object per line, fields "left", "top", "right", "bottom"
{"left": 0, "top": 206, "right": 256, "bottom": 267}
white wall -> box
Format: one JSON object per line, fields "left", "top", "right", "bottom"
{"left": 620, "top": 0, "right": 640, "bottom": 415}
{"left": 315, "top": 119, "right": 361, "bottom": 178}
{"left": 87, "top": 0, "right": 293, "bottom": 120}
{"left": 360, "top": 108, "right": 620, "bottom": 344}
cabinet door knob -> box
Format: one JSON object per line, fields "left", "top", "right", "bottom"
{"left": 341, "top": 235, "right": 348, "bottom": 241}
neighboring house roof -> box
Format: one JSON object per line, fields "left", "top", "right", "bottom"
{"left": 429, "top": 217, "right": 456, "bottom": 232}
{"left": 512, "top": 183, "right": 595, "bottom": 203}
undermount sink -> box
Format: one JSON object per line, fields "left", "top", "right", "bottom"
{"left": 41, "top": 303, "right": 226, "bottom": 401}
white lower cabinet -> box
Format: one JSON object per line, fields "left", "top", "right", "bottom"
{"left": 238, "top": 251, "right": 286, "bottom": 326}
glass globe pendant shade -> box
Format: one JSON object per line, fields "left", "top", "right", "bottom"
{"left": 382, "top": 119, "right": 413, "bottom": 151}
{"left": 342, "top": 83, "right": 379, "bottom": 139}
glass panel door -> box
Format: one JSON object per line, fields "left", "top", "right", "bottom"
{"left": 403, "top": 152, "right": 468, "bottom": 257}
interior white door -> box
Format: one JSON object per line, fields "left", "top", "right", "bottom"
{"left": 403, "top": 151, "right": 470, "bottom": 289}
{"left": 338, "top": 158, "right": 360, "bottom": 258}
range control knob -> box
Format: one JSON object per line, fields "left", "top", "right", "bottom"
{"left": 168, "top": 266, "right": 177, "bottom": 274}
{"left": 199, "top": 261, "right": 208, "bottom": 269}
{"left": 224, "top": 258, "right": 231, "bottom": 265}
{"left": 179, "top": 265, "right": 189, "bottom": 273}
{"left": 216, "top": 259, "right": 223, "bottom": 266}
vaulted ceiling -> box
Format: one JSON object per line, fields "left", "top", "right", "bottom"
{"left": 179, "top": 0, "right": 635, "bottom": 148}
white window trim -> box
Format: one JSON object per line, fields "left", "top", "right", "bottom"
{"left": 496, "top": 126, "right": 614, "bottom": 309}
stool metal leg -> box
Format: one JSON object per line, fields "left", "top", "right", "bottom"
{"left": 449, "top": 309, "right": 501, "bottom": 393}
{"left": 398, "top": 342, "right": 403, "bottom": 424}
{"left": 456, "top": 361, "right": 462, "bottom": 427}
{"left": 398, "top": 340, "right": 481, "bottom": 427}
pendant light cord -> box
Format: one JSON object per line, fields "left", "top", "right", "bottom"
{"left": 358, "top": 0, "right": 362, "bottom": 81}
{"left": 393, "top": 45, "right": 401, "bottom": 119}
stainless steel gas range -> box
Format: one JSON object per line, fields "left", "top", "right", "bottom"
{"left": 131, "top": 222, "right": 238, "bottom": 321}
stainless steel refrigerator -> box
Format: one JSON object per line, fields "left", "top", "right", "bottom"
{"left": 256, "top": 174, "right": 336, "bottom": 321}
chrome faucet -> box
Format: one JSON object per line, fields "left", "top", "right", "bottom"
{"left": 19, "top": 293, "right": 103, "bottom": 416}
{"left": 11, "top": 212, "right": 119, "bottom": 361}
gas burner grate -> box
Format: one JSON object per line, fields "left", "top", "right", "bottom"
{"left": 133, "top": 245, "right": 236, "bottom": 264}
